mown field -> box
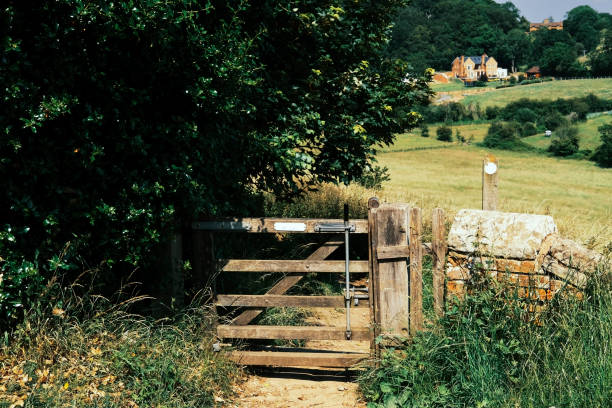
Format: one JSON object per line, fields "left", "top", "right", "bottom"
{"left": 458, "top": 78, "right": 612, "bottom": 108}
{"left": 376, "top": 143, "right": 612, "bottom": 248}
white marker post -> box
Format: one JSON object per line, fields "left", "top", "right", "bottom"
{"left": 482, "top": 153, "right": 498, "bottom": 211}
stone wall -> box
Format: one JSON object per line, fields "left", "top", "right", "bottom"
{"left": 445, "top": 210, "right": 602, "bottom": 306}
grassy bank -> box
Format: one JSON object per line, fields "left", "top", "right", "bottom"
{"left": 0, "top": 287, "right": 238, "bottom": 407}
{"left": 361, "top": 265, "right": 612, "bottom": 407}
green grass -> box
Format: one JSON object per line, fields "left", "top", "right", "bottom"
{"left": 461, "top": 78, "right": 612, "bottom": 108}
{"left": 387, "top": 123, "right": 490, "bottom": 151}
{"left": 361, "top": 270, "right": 612, "bottom": 407}
{"left": 524, "top": 115, "right": 612, "bottom": 151}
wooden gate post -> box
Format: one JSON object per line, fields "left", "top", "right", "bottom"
{"left": 482, "top": 153, "right": 499, "bottom": 211}
{"left": 432, "top": 208, "right": 446, "bottom": 317}
{"left": 409, "top": 207, "right": 423, "bottom": 336}
{"left": 371, "top": 203, "right": 410, "bottom": 340}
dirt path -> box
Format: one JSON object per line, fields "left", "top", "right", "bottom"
{"left": 232, "top": 307, "right": 370, "bottom": 408}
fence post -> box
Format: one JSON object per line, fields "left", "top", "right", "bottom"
{"left": 482, "top": 153, "right": 499, "bottom": 211}
{"left": 367, "top": 197, "right": 380, "bottom": 358}
{"left": 409, "top": 207, "right": 423, "bottom": 336}
{"left": 372, "top": 203, "right": 410, "bottom": 339}
{"left": 432, "top": 208, "right": 446, "bottom": 317}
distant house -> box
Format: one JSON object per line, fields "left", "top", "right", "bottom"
{"left": 529, "top": 19, "right": 563, "bottom": 32}
{"left": 497, "top": 68, "right": 508, "bottom": 79}
{"left": 451, "top": 54, "right": 498, "bottom": 80}
{"left": 526, "top": 66, "right": 541, "bottom": 78}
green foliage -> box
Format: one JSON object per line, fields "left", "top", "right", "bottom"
{"left": 482, "top": 121, "right": 529, "bottom": 150}
{"left": 540, "top": 43, "right": 583, "bottom": 76}
{"left": 455, "top": 129, "right": 465, "bottom": 143}
{"left": 0, "top": 285, "right": 238, "bottom": 407}
{"left": 520, "top": 122, "right": 538, "bottom": 137}
{"left": 355, "top": 165, "right": 391, "bottom": 191}
{"left": 361, "top": 268, "right": 612, "bottom": 407}
{"left": 548, "top": 126, "right": 580, "bottom": 156}
{"left": 592, "top": 123, "right": 612, "bottom": 167}
{"left": 0, "top": 0, "right": 431, "bottom": 329}
{"left": 540, "top": 111, "right": 569, "bottom": 131}
{"left": 590, "top": 29, "right": 612, "bottom": 76}
{"left": 514, "top": 108, "right": 537, "bottom": 123}
{"left": 436, "top": 125, "right": 453, "bottom": 142}
{"left": 386, "top": 0, "right": 528, "bottom": 71}
{"left": 565, "top": 5, "right": 609, "bottom": 52}
{"left": 420, "top": 124, "right": 430, "bottom": 138}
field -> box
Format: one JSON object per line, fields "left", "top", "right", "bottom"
{"left": 376, "top": 143, "right": 612, "bottom": 247}
{"left": 439, "top": 78, "right": 612, "bottom": 108}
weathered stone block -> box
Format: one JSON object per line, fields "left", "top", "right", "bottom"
{"left": 446, "top": 281, "right": 465, "bottom": 299}
{"left": 447, "top": 210, "right": 557, "bottom": 259}
{"left": 447, "top": 266, "right": 470, "bottom": 281}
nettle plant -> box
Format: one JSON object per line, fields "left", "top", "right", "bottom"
{"left": 0, "top": 1, "right": 432, "bottom": 327}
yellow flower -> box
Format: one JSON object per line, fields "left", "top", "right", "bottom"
{"left": 383, "top": 105, "right": 392, "bottom": 111}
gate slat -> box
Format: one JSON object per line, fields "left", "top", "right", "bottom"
{"left": 217, "top": 325, "right": 371, "bottom": 341}
{"left": 192, "top": 218, "right": 368, "bottom": 234}
{"left": 229, "top": 350, "right": 369, "bottom": 368}
{"left": 217, "top": 294, "right": 369, "bottom": 308}
{"left": 221, "top": 259, "right": 369, "bottom": 273}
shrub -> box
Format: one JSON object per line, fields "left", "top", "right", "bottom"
{"left": 0, "top": 286, "right": 239, "bottom": 407}
{"left": 548, "top": 126, "right": 580, "bottom": 156}
{"left": 514, "top": 108, "right": 538, "bottom": 123}
{"left": 455, "top": 129, "right": 466, "bottom": 143}
{"left": 436, "top": 125, "right": 453, "bottom": 142}
{"left": 420, "top": 124, "right": 430, "bottom": 138}
{"left": 509, "top": 76, "right": 517, "bottom": 84}
{"left": 539, "top": 111, "right": 569, "bottom": 130}
{"left": 520, "top": 122, "right": 538, "bottom": 137}
{"left": 482, "top": 122, "right": 527, "bottom": 150}
{"left": 355, "top": 165, "right": 391, "bottom": 191}
{"left": 592, "top": 123, "right": 612, "bottom": 167}
{"left": 485, "top": 106, "right": 501, "bottom": 120}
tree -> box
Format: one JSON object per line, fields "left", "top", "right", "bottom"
{"left": 548, "top": 126, "right": 580, "bottom": 156}
{"left": 436, "top": 125, "right": 453, "bottom": 142}
{"left": 540, "top": 43, "right": 580, "bottom": 76}
{"left": 386, "top": 0, "right": 527, "bottom": 71}
{"left": 565, "top": 6, "right": 602, "bottom": 52}
{"left": 0, "top": 0, "right": 432, "bottom": 327}
{"left": 592, "top": 123, "right": 612, "bottom": 167}
{"left": 590, "top": 29, "right": 612, "bottom": 75}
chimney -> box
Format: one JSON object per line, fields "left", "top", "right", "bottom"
{"left": 482, "top": 53, "right": 486, "bottom": 72}
{"left": 461, "top": 55, "right": 465, "bottom": 77}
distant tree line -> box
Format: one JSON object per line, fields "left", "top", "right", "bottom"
{"left": 416, "top": 94, "right": 612, "bottom": 129}
{"left": 387, "top": 1, "right": 612, "bottom": 76}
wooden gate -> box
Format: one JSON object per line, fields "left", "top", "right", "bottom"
{"left": 192, "top": 199, "right": 446, "bottom": 368}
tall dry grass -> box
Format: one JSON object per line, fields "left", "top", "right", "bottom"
{"left": 0, "top": 281, "right": 238, "bottom": 407}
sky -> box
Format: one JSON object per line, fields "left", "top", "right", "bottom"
{"left": 496, "top": 0, "right": 612, "bottom": 22}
